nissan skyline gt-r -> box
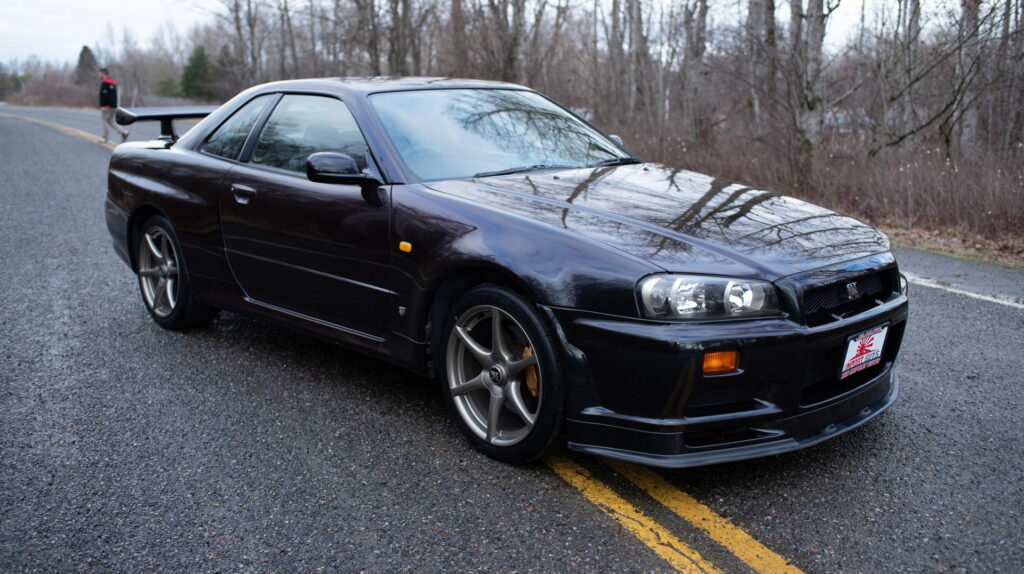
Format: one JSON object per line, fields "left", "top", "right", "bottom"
{"left": 105, "top": 77, "right": 909, "bottom": 467}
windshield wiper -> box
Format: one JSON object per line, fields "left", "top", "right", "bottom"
{"left": 473, "top": 164, "right": 577, "bottom": 178}
{"left": 587, "top": 157, "right": 643, "bottom": 168}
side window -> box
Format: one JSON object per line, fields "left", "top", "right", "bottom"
{"left": 250, "top": 95, "right": 370, "bottom": 173}
{"left": 201, "top": 94, "right": 273, "bottom": 160}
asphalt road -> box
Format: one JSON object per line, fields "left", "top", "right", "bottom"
{"left": 1, "top": 108, "right": 1022, "bottom": 573}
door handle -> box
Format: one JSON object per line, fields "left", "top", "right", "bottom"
{"left": 231, "top": 183, "right": 256, "bottom": 205}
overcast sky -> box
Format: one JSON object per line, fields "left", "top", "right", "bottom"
{"left": 1, "top": 0, "right": 925, "bottom": 67}
{"left": 0, "top": 0, "right": 222, "bottom": 64}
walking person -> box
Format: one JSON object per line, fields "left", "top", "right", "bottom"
{"left": 99, "top": 68, "right": 129, "bottom": 143}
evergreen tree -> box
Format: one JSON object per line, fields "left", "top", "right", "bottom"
{"left": 181, "top": 45, "right": 214, "bottom": 101}
{"left": 73, "top": 46, "right": 98, "bottom": 85}
{"left": 156, "top": 76, "right": 180, "bottom": 98}
{"left": 0, "top": 62, "right": 24, "bottom": 99}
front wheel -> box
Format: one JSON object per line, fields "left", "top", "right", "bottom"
{"left": 439, "top": 285, "right": 563, "bottom": 464}
{"left": 136, "top": 215, "right": 218, "bottom": 330}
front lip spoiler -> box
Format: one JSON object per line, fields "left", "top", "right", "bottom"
{"left": 566, "top": 372, "right": 899, "bottom": 469}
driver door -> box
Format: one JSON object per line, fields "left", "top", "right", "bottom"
{"left": 220, "top": 94, "right": 391, "bottom": 339}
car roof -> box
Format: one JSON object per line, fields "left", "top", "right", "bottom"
{"left": 250, "top": 77, "right": 530, "bottom": 97}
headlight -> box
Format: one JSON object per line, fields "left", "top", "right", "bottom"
{"left": 638, "top": 274, "right": 782, "bottom": 320}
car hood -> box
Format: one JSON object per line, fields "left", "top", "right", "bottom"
{"left": 426, "top": 163, "right": 889, "bottom": 280}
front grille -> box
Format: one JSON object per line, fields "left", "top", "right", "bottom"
{"left": 802, "top": 270, "right": 895, "bottom": 326}
{"left": 804, "top": 273, "right": 884, "bottom": 314}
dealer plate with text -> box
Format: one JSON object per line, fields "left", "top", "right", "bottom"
{"left": 840, "top": 324, "right": 889, "bottom": 380}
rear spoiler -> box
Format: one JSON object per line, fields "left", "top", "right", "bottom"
{"left": 115, "top": 105, "right": 219, "bottom": 142}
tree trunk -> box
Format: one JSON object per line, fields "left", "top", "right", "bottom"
{"left": 244, "top": 0, "right": 262, "bottom": 82}
{"left": 355, "top": 0, "right": 382, "bottom": 75}
{"left": 746, "top": 0, "right": 776, "bottom": 135}
{"left": 902, "top": 0, "right": 922, "bottom": 128}
{"left": 626, "top": 0, "right": 648, "bottom": 118}
{"left": 276, "top": 0, "right": 299, "bottom": 78}
{"left": 956, "top": 0, "right": 983, "bottom": 151}
{"left": 682, "top": 0, "right": 708, "bottom": 145}
{"left": 792, "top": 0, "right": 826, "bottom": 191}
{"left": 387, "top": 0, "right": 406, "bottom": 75}
{"left": 607, "top": 0, "right": 625, "bottom": 119}
{"left": 450, "top": 0, "right": 468, "bottom": 76}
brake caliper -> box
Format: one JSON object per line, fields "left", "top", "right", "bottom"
{"left": 522, "top": 346, "right": 539, "bottom": 398}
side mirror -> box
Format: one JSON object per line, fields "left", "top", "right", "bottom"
{"left": 608, "top": 134, "right": 624, "bottom": 147}
{"left": 306, "top": 152, "right": 382, "bottom": 187}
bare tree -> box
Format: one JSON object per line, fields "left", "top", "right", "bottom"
{"left": 36, "top": 0, "right": 1019, "bottom": 242}
{"left": 789, "top": 0, "right": 830, "bottom": 190}
{"left": 354, "top": 0, "right": 383, "bottom": 75}
{"left": 682, "top": 0, "right": 708, "bottom": 145}
{"left": 449, "top": 0, "right": 469, "bottom": 75}
{"left": 746, "top": 0, "right": 776, "bottom": 134}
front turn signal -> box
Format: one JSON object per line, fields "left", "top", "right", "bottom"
{"left": 703, "top": 350, "right": 739, "bottom": 375}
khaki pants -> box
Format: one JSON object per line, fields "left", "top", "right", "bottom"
{"left": 101, "top": 107, "right": 127, "bottom": 141}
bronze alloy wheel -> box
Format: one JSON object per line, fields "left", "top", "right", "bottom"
{"left": 440, "top": 286, "right": 563, "bottom": 463}
{"left": 138, "top": 225, "right": 179, "bottom": 318}
{"left": 134, "top": 216, "right": 219, "bottom": 330}
{"left": 447, "top": 304, "right": 543, "bottom": 446}
{"left": 437, "top": 280, "right": 572, "bottom": 467}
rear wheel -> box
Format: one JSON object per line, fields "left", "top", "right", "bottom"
{"left": 136, "top": 215, "right": 218, "bottom": 329}
{"left": 440, "top": 285, "right": 563, "bottom": 463}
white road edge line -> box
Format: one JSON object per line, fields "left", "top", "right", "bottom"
{"left": 903, "top": 273, "right": 1024, "bottom": 310}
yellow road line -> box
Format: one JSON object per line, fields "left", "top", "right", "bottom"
{"left": 545, "top": 455, "right": 724, "bottom": 574}
{"left": 605, "top": 459, "right": 804, "bottom": 574}
{"left": 0, "top": 112, "right": 116, "bottom": 150}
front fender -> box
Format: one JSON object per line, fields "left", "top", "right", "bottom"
{"left": 389, "top": 184, "right": 658, "bottom": 344}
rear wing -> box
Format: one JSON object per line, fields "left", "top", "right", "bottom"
{"left": 115, "top": 105, "right": 219, "bottom": 142}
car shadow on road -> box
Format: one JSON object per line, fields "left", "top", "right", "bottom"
{"left": 149, "top": 309, "right": 560, "bottom": 477}
{"left": 182, "top": 309, "right": 443, "bottom": 414}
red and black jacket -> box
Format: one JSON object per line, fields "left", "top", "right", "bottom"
{"left": 99, "top": 77, "right": 118, "bottom": 108}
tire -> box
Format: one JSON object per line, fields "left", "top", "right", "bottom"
{"left": 135, "top": 215, "right": 219, "bottom": 330}
{"left": 439, "top": 285, "right": 563, "bottom": 464}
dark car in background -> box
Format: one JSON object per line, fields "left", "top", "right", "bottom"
{"left": 105, "top": 78, "right": 909, "bottom": 466}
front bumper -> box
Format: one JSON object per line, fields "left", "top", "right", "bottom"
{"left": 546, "top": 290, "right": 908, "bottom": 468}
{"left": 569, "top": 367, "right": 897, "bottom": 468}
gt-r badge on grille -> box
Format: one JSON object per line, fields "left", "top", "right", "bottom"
{"left": 846, "top": 281, "right": 861, "bottom": 300}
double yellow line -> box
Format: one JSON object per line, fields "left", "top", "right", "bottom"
{"left": 546, "top": 456, "right": 803, "bottom": 574}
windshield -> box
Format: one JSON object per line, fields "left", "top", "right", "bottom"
{"left": 369, "top": 89, "right": 633, "bottom": 181}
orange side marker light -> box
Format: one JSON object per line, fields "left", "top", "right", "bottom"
{"left": 703, "top": 350, "right": 739, "bottom": 375}
{"left": 398, "top": 241, "right": 412, "bottom": 253}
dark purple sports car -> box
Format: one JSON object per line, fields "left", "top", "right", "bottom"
{"left": 106, "top": 78, "right": 909, "bottom": 466}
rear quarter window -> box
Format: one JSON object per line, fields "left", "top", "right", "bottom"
{"left": 201, "top": 94, "right": 274, "bottom": 160}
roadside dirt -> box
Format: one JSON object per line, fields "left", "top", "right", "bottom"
{"left": 881, "top": 225, "right": 1024, "bottom": 270}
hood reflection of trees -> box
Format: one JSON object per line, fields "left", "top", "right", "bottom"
{"left": 646, "top": 174, "right": 884, "bottom": 260}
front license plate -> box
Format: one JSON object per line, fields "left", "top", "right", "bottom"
{"left": 839, "top": 324, "right": 889, "bottom": 380}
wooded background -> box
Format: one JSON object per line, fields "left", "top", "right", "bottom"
{"left": 4, "top": 0, "right": 1022, "bottom": 250}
